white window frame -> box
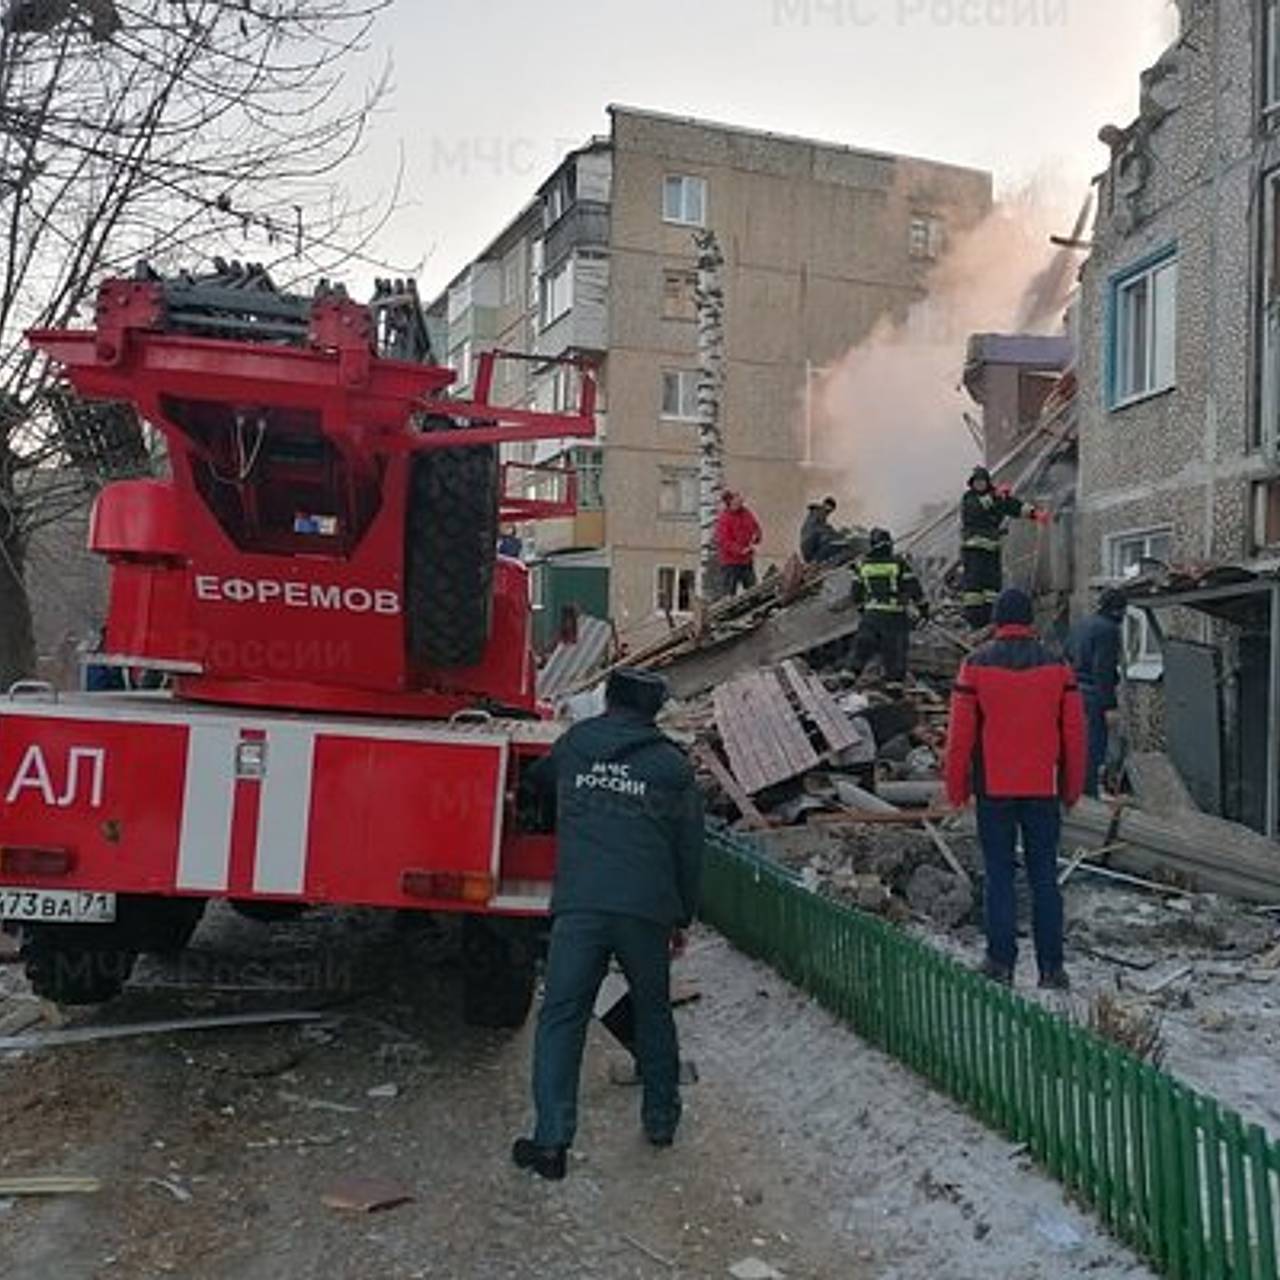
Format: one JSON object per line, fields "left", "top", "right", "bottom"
{"left": 1111, "top": 253, "right": 1178, "bottom": 408}
{"left": 571, "top": 445, "right": 604, "bottom": 511}
{"left": 657, "top": 466, "right": 698, "bottom": 520}
{"left": 530, "top": 563, "right": 545, "bottom": 611}
{"left": 528, "top": 239, "right": 544, "bottom": 312}
{"left": 662, "top": 174, "right": 707, "bottom": 227}
{"left": 654, "top": 564, "right": 697, "bottom": 617}
{"left": 501, "top": 248, "right": 521, "bottom": 306}
{"left": 451, "top": 339, "right": 472, "bottom": 390}
{"left": 908, "top": 215, "right": 944, "bottom": 261}
{"left": 660, "top": 369, "right": 700, "bottom": 422}
{"left": 1104, "top": 527, "right": 1173, "bottom": 680}
{"left": 540, "top": 257, "right": 574, "bottom": 330}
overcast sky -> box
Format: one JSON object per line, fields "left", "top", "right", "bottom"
{"left": 347, "top": 0, "right": 1178, "bottom": 297}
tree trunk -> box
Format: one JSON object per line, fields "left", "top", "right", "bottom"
{"left": 0, "top": 524, "right": 36, "bottom": 691}
{"left": 693, "top": 229, "right": 726, "bottom": 600}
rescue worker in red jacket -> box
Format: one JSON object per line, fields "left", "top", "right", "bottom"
{"left": 943, "top": 587, "right": 1086, "bottom": 990}
{"left": 714, "top": 490, "right": 763, "bottom": 597}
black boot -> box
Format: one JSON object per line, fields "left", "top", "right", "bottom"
{"left": 511, "top": 1138, "right": 567, "bottom": 1181}
{"left": 1038, "top": 970, "right": 1070, "bottom": 991}
{"left": 979, "top": 957, "right": 1013, "bottom": 986}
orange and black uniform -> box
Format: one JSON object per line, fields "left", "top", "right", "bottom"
{"left": 944, "top": 591, "right": 1086, "bottom": 984}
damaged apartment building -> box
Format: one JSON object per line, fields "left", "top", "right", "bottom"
{"left": 1076, "top": 0, "right": 1280, "bottom": 834}
{"left": 429, "top": 106, "right": 992, "bottom": 649}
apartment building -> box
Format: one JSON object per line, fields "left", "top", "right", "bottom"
{"left": 432, "top": 105, "right": 992, "bottom": 645}
{"left": 1076, "top": 0, "right": 1280, "bottom": 831}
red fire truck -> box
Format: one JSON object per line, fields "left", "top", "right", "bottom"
{"left": 0, "top": 265, "right": 595, "bottom": 1026}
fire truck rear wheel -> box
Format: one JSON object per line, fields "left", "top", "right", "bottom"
{"left": 21, "top": 926, "right": 138, "bottom": 1005}
{"left": 460, "top": 916, "right": 540, "bottom": 1029}
{"left": 405, "top": 443, "right": 499, "bottom": 669}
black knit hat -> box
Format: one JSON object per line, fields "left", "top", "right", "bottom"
{"left": 1098, "top": 587, "right": 1128, "bottom": 619}
{"left": 605, "top": 668, "right": 668, "bottom": 719}
{"left": 993, "top": 587, "right": 1033, "bottom": 626}
{"left": 969, "top": 465, "right": 992, "bottom": 487}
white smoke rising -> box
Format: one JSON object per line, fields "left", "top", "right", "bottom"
{"left": 806, "top": 187, "right": 1078, "bottom": 534}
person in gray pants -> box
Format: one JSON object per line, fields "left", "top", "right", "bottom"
{"left": 512, "top": 668, "right": 704, "bottom": 1181}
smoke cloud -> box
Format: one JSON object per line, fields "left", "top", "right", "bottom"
{"left": 805, "top": 186, "right": 1080, "bottom": 534}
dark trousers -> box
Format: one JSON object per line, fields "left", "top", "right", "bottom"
{"left": 961, "top": 546, "right": 1002, "bottom": 629}
{"left": 1082, "top": 693, "right": 1108, "bottom": 798}
{"left": 721, "top": 562, "right": 757, "bottom": 597}
{"left": 532, "top": 911, "right": 680, "bottom": 1148}
{"left": 851, "top": 611, "right": 910, "bottom": 682}
{"left": 976, "top": 797, "right": 1064, "bottom": 977}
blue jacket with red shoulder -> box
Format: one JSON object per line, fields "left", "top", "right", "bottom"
{"left": 944, "top": 623, "right": 1087, "bottom": 807}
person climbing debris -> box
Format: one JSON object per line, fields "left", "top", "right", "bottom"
{"left": 800, "top": 496, "right": 839, "bottom": 564}
{"left": 849, "top": 527, "right": 928, "bottom": 684}
{"left": 512, "top": 668, "right": 704, "bottom": 1181}
{"left": 714, "top": 490, "right": 763, "bottom": 597}
{"left": 944, "top": 588, "right": 1086, "bottom": 991}
{"left": 1067, "top": 586, "right": 1128, "bottom": 798}
{"left": 959, "top": 466, "right": 1048, "bottom": 628}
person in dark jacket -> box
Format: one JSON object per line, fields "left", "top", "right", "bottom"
{"left": 1067, "top": 587, "right": 1127, "bottom": 798}
{"left": 849, "top": 528, "right": 929, "bottom": 684}
{"left": 960, "top": 466, "right": 1047, "bottom": 628}
{"left": 512, "top": 668, "right": 704, "bottom": 1181}
{"left": 799, "top": 496, "right": 839, "bottom": 564}
{"left": 944, "top": 588, "right": 1087, "bottom": 990}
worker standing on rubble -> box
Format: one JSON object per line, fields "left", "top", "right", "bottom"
{"left": 849, "top": 528, "right": 929, "bottom": 685}
{"left": 1068, "top": 587, "right": 1128, "bottom": 798}
{"left": 714, "top": 490, "right": 763, "bottom": 597}
{"left": 513, "top": 669, "right": 704, "bottom": 1181}
{"left": 960, "top": 466, "right": 1048, "bottom": 628}
{"left": 800, "top": 496, "right": 839, "bottom": 564}
{"left": 944, "top": 588, "right": 1086, "bottom": 990}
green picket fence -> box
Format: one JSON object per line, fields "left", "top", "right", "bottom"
{"left": 699, "top": 827, "right": 1280, "bottom": 1280}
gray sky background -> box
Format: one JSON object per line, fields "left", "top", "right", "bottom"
{"left": 346, "top": 0, "right": 1178, "bottom": 297}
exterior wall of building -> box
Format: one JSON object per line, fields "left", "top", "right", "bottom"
{"left": 1077, "top": 0, "right": 1265, "bottom": 614}
{"left": 604, "top": 107, "right": 991, "bottom": 634}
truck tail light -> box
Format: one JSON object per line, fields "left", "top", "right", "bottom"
{"left": 1, "top": 846, "right": 74, "bottom": 876}
{"left": 401, "top": 870, "right": 494, "bottom": 904}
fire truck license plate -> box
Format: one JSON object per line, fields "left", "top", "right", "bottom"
{"left": 0, "top": 889, "right": 116, "bottom": 924}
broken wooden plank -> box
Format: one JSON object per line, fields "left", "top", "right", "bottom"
{"left": 0, "top": 1009, "right": 327, "bottom": 1052}
{"left": 714, "top": 669, "right": 818, "bottom": 794}
{"left": 921, "top": 820, "right": 971, "bottom": 886}
{"left": 694, "top": 745, "right": 770, "bottom": 830}
{"left": 779, "top": 660, "right": 860, "bottom": 754}
{"left": 0, "top": 1175, "right": 101, "bottom": 1196}
{"left": 809, "top": 808, "right": 952, "bottom": 828}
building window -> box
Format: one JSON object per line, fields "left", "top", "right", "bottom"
{"left": 658, "top": 466, "right": 699, "bottom": 520}
{"left": 530, "top": 563, "right": 545, "bottom": 611}
{"left": 660, "top": 369, "right": 700, "bottom": 421}
{"left": 662, "top": 174, "right": 707, "bottom": 227}
{"left": 451, "top": 339, "right": 472, "bottom": 389}
{"left": 502, "top": 248, "right": 522, "bottom": 306}
{"left": 571, "top": 445, "right": 603, "bottom": 511}
{"left": 528, "top": 239, "right": 544, "bottom": 312}
{"left": 908, "top": 215, "right": 945, "bottom": 261}
{"left": 1111, "top": 251, "right": 1177, "bottom": 407}
{"left": 540, "top": 258, "right": 574, "bottom": 329}
{"left": 661, "top": 269, "right": 698, "bottom": 321}
{"left": 1267, "top": 1, "right": 1280, "bottom": 114}
{"left": 1105, "top": 527, "right": 1173, "bottom": 678}
{"left": 655, "top": 564, "right": 696, "bottom": 616}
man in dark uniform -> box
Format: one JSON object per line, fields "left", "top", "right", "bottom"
{"left": 849, "top": 528, "right": 928, "bottom": 684}
{"left": 960, "top": 466, "right": 1047, "bottom": 628}
{"left": 512, "top": 669, "right": 704, "bottom": 1181}
{"left": 1067, "top": 587, "right": 1128, "bottom": 797}
{"left": 800, "top": 496, "right": 839, "bottom": 564}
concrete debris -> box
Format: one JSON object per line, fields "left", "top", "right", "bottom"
{"left": 906, "top": 866, "right": 973, "bottom": 929}
{"left": 366, "top": 1082, "right": 399, "bottom": 1100}
{"left": 728, "top": 1259, "right": 784, "bottom": 1280}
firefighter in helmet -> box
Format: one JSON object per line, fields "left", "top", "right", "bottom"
{"left": 850, "top": 528, "right": 928, "bottom": 684}
{"left": 960, "top": 466, "right": 1048, "bottom": 629}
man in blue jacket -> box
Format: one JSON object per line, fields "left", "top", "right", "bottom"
{"left": 512, "top": 668, "right": 704, "bottom": 1181}
{"left": 1067, "top": 588, "right": 1128, "bottom": 798}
